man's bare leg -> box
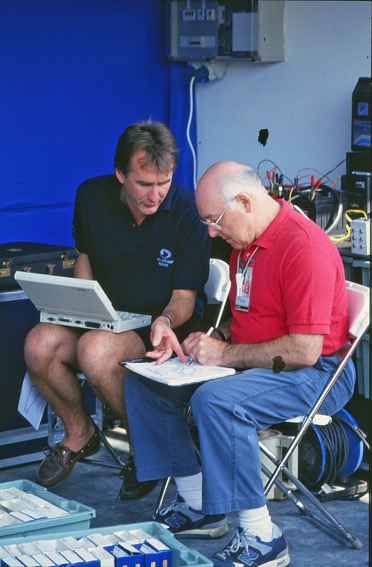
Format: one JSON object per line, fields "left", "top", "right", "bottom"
{"left": 76, "top": 329, "right": 159, "bottom": 500}
{"left": 25, "top": 323, "right": 154, "bottom": 494}
{"left": 76, "top": 329, "right": 146, "bottom": 447}
{"left": 24, "top": 323, "right": 96, "bottom": 450}
{"left": 24, "top": 323, "right": 102, "bottom": 487}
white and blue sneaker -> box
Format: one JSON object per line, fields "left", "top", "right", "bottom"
{"left": 211, "top": 525, "right": 291, "bottom": 567}
{"left": 154, "top": 496, "right": 228, "bottom": 539}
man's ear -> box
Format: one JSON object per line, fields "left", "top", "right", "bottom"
{"left": 236, "top": 193, "right": 252, "bottom": 213}
{"left": 115, "top": 169, "right": 125, "bottom": 184}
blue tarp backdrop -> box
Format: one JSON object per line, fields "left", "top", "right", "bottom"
{"left": 0, "top": 1, "right": 196, "bottom": 246}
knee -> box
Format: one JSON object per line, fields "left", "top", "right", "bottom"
{"left": 24, "top": 324, "right": 59, "bottom": 369}
{"left": 76, "top": 332, "right": 118, "bottom": 383}
{"left": 191, "top": 382, "right": 252, "bottom": 425}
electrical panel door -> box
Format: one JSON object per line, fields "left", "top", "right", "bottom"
{"left": 166, "top": 0, "right": 284, "bottom": 62}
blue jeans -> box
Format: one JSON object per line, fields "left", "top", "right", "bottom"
{"left": 125, "top": 356, "right": 355, "bottom": 514}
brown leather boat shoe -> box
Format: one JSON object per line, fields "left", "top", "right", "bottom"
{"left": 35, "top": 428, "right": 101, "bottom": 488}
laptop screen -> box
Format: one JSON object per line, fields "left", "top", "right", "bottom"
{"left": 14, "top": 271, "right": 119, "bottom": 322}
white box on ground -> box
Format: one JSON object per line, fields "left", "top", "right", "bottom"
{"left": 259, "top": 429, "right": 298, "bottom": 501}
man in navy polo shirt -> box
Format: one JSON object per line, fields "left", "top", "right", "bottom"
{"left": 24, "top": 120, "right": 210, "bottom": 500}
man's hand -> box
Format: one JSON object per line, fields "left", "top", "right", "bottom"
{"left": 146, "top": 319, "right": 187, "bottom": 365}
{"left": 182, "top": 332, "right": 228, "bottom": 366}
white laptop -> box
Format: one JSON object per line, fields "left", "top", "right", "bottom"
{"left": 14, "top": 271, "right": 152, "bottom": 333}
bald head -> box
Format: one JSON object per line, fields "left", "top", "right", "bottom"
{"left": 196, "top": 161, "right": 280, "bottom": 249}
{"left": 196, "top": 161, "right": 266, "bottom": 204}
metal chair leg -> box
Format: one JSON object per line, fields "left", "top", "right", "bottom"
{"left": 153, "top": 477, "right": 172, "bottom": 518}
{"left": 75, "top": 377, "right": 126, "bottom": 469}
{"left": 260, "top": 441, "right": 363, "bottom": 549}
{"left": 81, "top": 416, "right": 126, "bottom": 469}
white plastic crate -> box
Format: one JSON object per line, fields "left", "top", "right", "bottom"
{"left": 0, "top": 480, "right": 95, "bottom": 541}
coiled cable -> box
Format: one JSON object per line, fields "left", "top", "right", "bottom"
{"left": 316, "top": 416, "right": 349, "bottom": 486}
{"left": 300, "top": 415, "right": 369, "bottom": 488}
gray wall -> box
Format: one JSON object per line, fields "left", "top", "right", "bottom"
{"left": 195, "top": 0, "right": 371, "bottom": 183}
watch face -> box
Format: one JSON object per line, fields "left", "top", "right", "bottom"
{"left": 163, "top": 314, "right": 172, "bottom": 328}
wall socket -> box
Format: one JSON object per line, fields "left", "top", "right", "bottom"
{"left": 350, "top": 219, "right": 370, "bottom": 256}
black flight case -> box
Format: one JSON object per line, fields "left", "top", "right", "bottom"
{"left": 0, "top": 242, "right": 78, "bottom": 468}
{"left": 0, "top": 241, "right": 77, "bottom": 291}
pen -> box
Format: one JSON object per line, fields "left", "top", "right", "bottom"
{"left": 186, "top": 327, "right": 215, "bottom": 365}
{"left": 121, "top": 357, "right": 154, "bottom": 365}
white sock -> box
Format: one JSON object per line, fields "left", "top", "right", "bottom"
{"left": 174, "top": 473, "right": 203, "bottom": 511}
{"left": 238, "top": 505, "right": 274, "bottom": 541}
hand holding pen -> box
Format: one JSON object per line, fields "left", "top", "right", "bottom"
{"left": 182, "top": 327, "right": 214, "bottom": 366}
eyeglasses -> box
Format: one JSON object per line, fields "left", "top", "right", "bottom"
{"left": 200, "top": 197, "right": 236, "bottom": 231}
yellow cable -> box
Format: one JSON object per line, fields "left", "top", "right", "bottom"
{"left": 332, "top": 209, "right": 368, "bottom": 241}
{"left": 330, "top": 224, "right": 351, "bottom": 242}
{"left": 345, "top": 209, "right": 368, "bottom": 222}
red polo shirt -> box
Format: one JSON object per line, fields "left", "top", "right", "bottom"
{"left": 229, "top": 200, "right": 349, "bottom": 355}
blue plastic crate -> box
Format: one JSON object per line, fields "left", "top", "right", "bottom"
{"left": 0, "top": 479, "right": 95, "bottom": 540}
{"left": 0, "top": 521, "right": 212, "bottom": 567}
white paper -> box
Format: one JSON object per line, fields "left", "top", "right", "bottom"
{"left": 124, "top": 356, "right": 235, "bottom": 386}
{"left": 17, "top": 372, "right": 47, "bottom": 430}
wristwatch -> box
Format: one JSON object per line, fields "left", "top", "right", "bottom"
{"left": 213, "top": 328, "right": 227, "bottom": 341}
{"left": 161, "top": 314, "right": 172, "bottom": 328}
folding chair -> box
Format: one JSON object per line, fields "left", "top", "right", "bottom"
{"left": 153, "top": 258, "right": 231, "bottom": 516}
{"left": 204, "top": 258, "right": 231, "bottom": 327}
{"left": 259, "top": 280, "right": 370, "bottom": 549}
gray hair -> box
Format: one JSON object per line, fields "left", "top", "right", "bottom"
{"left": 219, "top": 166, "right": 266, "bottom": 207}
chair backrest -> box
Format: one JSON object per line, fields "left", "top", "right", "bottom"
{"left": 204, "top": 258, "right": 231, "bottom": 328}
{"left": 346, "top": 280, "right": 370, "bottom": 339}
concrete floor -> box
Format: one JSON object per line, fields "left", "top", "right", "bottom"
{"left": 0, "top": 427, "right": 370, "bottom": 567}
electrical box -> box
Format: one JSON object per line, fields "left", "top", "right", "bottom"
{"left": 166, "top": 0, "right": 285, "bottom": 62}
{"left": 350, "top": 219, "right": 370, "bottom": 257}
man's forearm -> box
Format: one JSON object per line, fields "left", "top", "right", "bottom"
{"left": 74, "top": 252, "right": 94, "bottom": 279}
{"left": 215, "top": 334, "right": 324, "bottom": 371}
{"left": 156, "top": 290, "right": 196, "bottom": 330}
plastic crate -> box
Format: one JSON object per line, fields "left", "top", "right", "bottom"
{"left": 0, "top": 480, "right": 95, "bottom": 541}
{"left": 356, "top": 333, "right": 370, "bottom": 399}
{"left": 0, "top": 521, "right": 212, "bottom": 567}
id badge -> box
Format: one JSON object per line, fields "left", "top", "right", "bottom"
{"left": 235, "top": 267, "right": 253, "bottom": 312}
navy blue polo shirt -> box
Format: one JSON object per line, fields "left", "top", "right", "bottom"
{"left": 72, "top": 174, "right": 210, "bottom": 324}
